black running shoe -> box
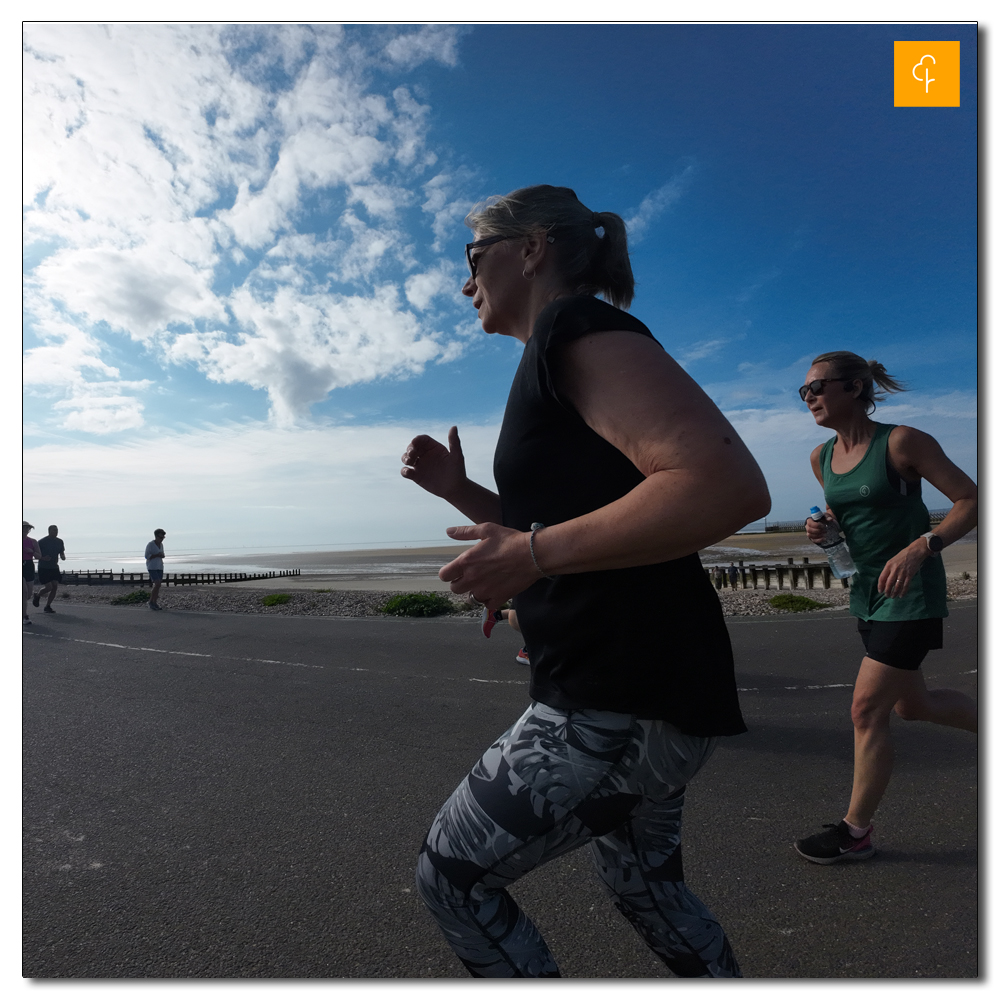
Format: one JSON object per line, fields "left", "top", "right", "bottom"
{"left": 32, "top": 592, "right": 40, "bottom": 607}
{"left": 43, "top": 606, "right": 55, "bottom": 613}
{"left": 794, "top": 821, "right": 875, "bottom": 864}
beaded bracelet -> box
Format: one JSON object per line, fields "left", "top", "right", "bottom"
{"left": 529, "top": 522, "right": 554, "bottom": 580}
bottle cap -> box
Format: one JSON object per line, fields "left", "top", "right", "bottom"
{"left": 810, "top": 506, "right": 822, "bottom": 515}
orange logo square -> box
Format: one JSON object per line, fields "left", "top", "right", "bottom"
{"left": 894, "top": 41, "right": 960, "bottom": 107}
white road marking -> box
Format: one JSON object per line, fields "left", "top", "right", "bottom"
{"left": 24, "top": 633, "right": 974, "bottom": 693}
{"left": 23, "top": 632, "right": 523, "bottom": 685}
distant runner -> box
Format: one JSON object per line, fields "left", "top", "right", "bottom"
{"left": 793, "top": 351, "right": 978, "bottom": 865}
{"left": 23, "top": 520, "right": 41, "bottom": 626}
{"left": 33, "top": 525, "right": 66, "bottom": 614}
{"left": 144, "top": 529, "right": 167, "bottom": 610}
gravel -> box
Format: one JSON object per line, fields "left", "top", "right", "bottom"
{"left": 47, "top": 576, "right": 977, "bottom": 619}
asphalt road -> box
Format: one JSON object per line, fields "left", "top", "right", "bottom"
{"left": 22, "top": 600, "right": 979, "bottom": 979}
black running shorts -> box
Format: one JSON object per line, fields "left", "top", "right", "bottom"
{"left": 37, "top": 567, "right": 62, "bottom": 585}
{"left": 857, "top": 618, "right": 943, "bottom": 671}
{"left": 22, "top": 560, "right": 35, "bottom": 582}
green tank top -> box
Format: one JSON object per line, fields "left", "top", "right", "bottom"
{"left": 820, "top": 422, "right": 947, "bottom": 622}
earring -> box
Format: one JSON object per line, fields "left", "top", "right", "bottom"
{"left": 523, "top": 269, "right": 535, "bottom": 280}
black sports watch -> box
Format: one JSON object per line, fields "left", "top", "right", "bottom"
{"left": 921, "top": 531, "right": 944, "bottom": 554}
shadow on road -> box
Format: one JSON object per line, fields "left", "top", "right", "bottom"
{"left": 872, "top": 847, "right": 977, "bottom": 868}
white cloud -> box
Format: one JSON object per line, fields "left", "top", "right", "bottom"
{"left": 172, "top": 283, "right": 449, "bottom": 425}
{"left": 405, "top": 263, "right": 458, "bottom": 311}
{"left": 625, "top": 161, "right": 696, "bottom": 242}
{"left": 53, "top": 391, "right": 146, "bottom": 434}
{"left": 23, "top": 24, "right": 470, "bottom": 433}
{"left": 422, "top": 168, "right": 478, "bottom": 250}
{"left": 878, "top": 390, "right": 977, "bottom": 422}
{"left": 383, "top": 26, "right": 467, "bottom": 70}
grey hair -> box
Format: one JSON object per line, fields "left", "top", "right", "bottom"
{"left": 812, "top": 351, "right": 908, "bottom": 414}
{"left": 465, "top": 185, "right": 635, "bottom": 310}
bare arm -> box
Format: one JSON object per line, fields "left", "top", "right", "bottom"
{"left": 804, "top": 443, "right": 831, "bottom": 543}
{"left": 400, "top": 425, "right": 502, "bottom": 524}
{"left": 877, "top": 425, "right": 978, "bottom": 597}
{"left": 889, "top": 426, "right": 977, "bottom": 544}
{"left": 531, "top": 330, "right": 770, "bottom": 572}
{"left": 439, "top": 331, "right": 771, "bottom": 605}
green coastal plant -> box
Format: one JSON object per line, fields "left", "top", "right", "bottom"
{"left": 111, "top": 589, "right": 152, "bottom": 605}
{"left": 768, "top": 594, "right": 829, "bottom": 613}
{"left": 381, "top": 592, "right": 454, "bottom": 617}
{"left": 261, "top": 593, "right": 291, "bottom": 606}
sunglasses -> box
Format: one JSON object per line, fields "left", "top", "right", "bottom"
{"left": 798, "top": 378, "right": 856, "bottom": 401}
{"left": 465, "top": 233, "right": 556, "bottom": 279}
{"left": 465, "top": 236, "right": 509, "bottom": 279}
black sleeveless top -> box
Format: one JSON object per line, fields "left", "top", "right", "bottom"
{"left": 493, "top": 296, "right": 746, "bottom": 737}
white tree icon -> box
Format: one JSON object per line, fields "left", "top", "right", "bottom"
{"left": 912, "top": 54, "right": 936, "bottom": 94}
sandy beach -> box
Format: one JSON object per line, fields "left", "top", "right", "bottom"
{"left": 177, "top": 530, "right": 976, "bottom": 592}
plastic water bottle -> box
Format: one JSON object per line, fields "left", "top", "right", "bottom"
{"left": 809, "top": 506, "right": 857, "bottom": 579}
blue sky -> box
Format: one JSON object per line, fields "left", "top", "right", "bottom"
{"left": 22, "top": 22, "right": 978, "bottom": 562}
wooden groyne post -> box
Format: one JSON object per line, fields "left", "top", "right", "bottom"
{"left": 63, "top": 568, "right": 302, "bottom": 587}
{"left": 706, "top": 559, "right": 847, "bottom": 591}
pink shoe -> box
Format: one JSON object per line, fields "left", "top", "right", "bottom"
{"left": 481, "top": 607, "right": 504, "bottom": 638}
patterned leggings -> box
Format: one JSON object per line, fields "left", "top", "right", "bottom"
{"left": 416, "top": 701, "right": 741, "bottom": 978}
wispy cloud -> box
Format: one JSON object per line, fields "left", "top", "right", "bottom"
{"left": 734, "top": 267, "right": 783, "bottom": 304}
{"left": 625, "top": 160, "right": 696, "bottom": 242}
{"left": 23, "top": 24, "right": 471, "bottom": 433}
{"left": 676, "top": 338, "right": 730, "bottom": 368}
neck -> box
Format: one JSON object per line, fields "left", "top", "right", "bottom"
{"left": 831, "top": 411, "right": 876, "bottom": 448}
{"left": 508, "top": 280, "right": 577, "bottom": 344}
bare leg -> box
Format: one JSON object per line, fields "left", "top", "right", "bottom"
{"left": 150, "top": 580, "right": 161, "bottom": 605}
{"left": 23, "top": 577, "right": 31, "bottom": 618}
{"left": 894, "top": 672, "right": 978, "bottom": 733}
{"left": 44, "top": 582, "right": 58, "bottom": 608}
{"left": 846, "top": 656, "right": 977, "bottom": 829}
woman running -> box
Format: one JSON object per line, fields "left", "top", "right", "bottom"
{"left": 793, "top": 352, "right": 977, "bottom": 864}
{"left": 23, "top": 520, "right": 41, "bottom": 625}
{"left": 401, "top": 185, "right": 770, "bottom": 977}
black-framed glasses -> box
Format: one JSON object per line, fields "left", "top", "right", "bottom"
{"left": 465, "top": 233, "right": 556, "bottom": 278}
{"left": 797, "top": 378, "right": 856, "bottom": 401}
{"left": 465, "top": 235, "right": 509, "bottom": 278}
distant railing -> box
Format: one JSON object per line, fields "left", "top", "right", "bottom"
{"left": 762, "top": 508, "right": 951, "bottom": 533}
{"left": 61, "top": 569, "right": 301, "bottom": 587}
{"left": 706, "top": 558, "right": 849, "bottom": 591}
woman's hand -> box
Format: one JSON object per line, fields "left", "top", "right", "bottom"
{"left": 877, "top": 540, "right": 930, "bottom": 599}
{"left": 439, "top": 523, "right": 543, "bottom": 608}
{"left": 805, "top": 508, "right": 833, "bottom": 544}
{"left": 401, "top": 425, "right": 468, "bottom": 501}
